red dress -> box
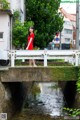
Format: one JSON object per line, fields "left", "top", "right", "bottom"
{"left": 27, "top": 33, "right": 35, "bottom": 50}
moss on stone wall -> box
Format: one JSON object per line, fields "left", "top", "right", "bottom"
{"left": 0, "top": 66, "right": 79, "bottom": 82}
{"left": 0, "top": 82, "right": 5, "bottom": 112}
{"left": 48, "top": 66, "right": 79, "bottom": 81}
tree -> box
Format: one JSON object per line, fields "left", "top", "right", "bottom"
{"left": 25, "top": 0, "right": 63, "bottom": 48}
{"left": 12, "top": 11, "right": 34, "bottom": 49}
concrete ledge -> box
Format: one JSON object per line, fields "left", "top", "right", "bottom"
{"left": 0, "top": 66, "right": 78, "bottom": 82}
{"left": 0, "top": 67, "right": 9, "bottom": 71}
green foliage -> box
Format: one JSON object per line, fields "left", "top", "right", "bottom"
{"left": 50, "top": 66, "right": 78, "bottom": 81}
{"left": 63, "top": 107, "right": 80, "bottom": 117}
{"left": 12, "top": 11, "right": 34, "bottom": 48}
{"left": 13, "top": 10, "right": 20, "bottom": 22}
{"left": 31, "top": 84, "right": 41, "bottom": 97}
{"left": 0, "top": 0, "right": 10, "bottom": 10}
{"left": 77, "top": 69, "right": 80, "bottom": 93}
{"left": 12, "top": 21, "right": 34, "bottom": 48}
{"left": 25, "top": 0, "right": 63, "bottom": 48}
{"left": 49, "top": 83, "right": 59, "bottom": 89}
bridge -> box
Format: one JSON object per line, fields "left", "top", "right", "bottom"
{"left": 0, "top": 50, "right": 80, "bottom": 120}
{"left": 0, "top": 66, "right": 78, "bottom": 82}
{"left": 0, "top": 50, "right": 80, "bottom": 117}
{"left": 0, "top": 49, "right": 80, "bottom": 67}
{"left": 0, "top": 50, "right": 79, "bottom": 82}
{"left": 0, "top": 65, "right": 79, "bottom": 118}
{"left": 9, "top": 50, "right": 80, "bottom": 67}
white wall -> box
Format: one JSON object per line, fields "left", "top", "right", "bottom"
{"left": 0, "top": 0, "right": 25, "bottom": 51}
{"left": 10, "top": 0, "right": 20, "bottom": 12}
{"left": 61, "top": 18, "right": 73, "bottom": 44}
{"left": 9, "top": 0, "right": 25, "bottom": 22}
{"left": 20, "top": 0, "right": 25, "bottom": 22}
{"left": 0, "top": 13, "right": 10, "bottom": 50}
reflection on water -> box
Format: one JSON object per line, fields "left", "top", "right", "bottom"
{"left": 12, "top": 82, "right": 64, "bottom": 120}
{"left": 37, "top": 82, "right": 63, "bottom": 116}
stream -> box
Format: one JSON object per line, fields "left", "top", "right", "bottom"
{"left": 12, "top": 82, "right": 64, "bottom": 120}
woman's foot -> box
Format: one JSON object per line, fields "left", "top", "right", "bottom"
{"left": 29, "top": 65, "right": 32, "bottom": 67}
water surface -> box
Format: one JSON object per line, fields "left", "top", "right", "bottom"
{"left": 12, "top": 82, "right": 64, "bottom": 120}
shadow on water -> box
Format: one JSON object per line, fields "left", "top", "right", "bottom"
{"left": 5, "top": 82, "right": 27, "bottom": 115}
{"left": 63, "top": 81, "right": 77, "bottom": 108}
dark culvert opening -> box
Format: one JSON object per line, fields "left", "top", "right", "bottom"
{"left": 7, "top": 82, "right": 27, "bottom": 113}
{"left": 63, "top": 81, "right": 77, "bottom": 108}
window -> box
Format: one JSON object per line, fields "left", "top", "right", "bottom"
{"left": 0, "top": 3, "right": 3, "bottom": 9}
{"left": 79, "top": 40, "right": 80, "bottom": 46}
{"left": 0, "top": 32, "right": 3, "bottom": 40}
{"left": 64, "top": 21, "right": 71, "bottom": 26}
{"left": 65, "top": 38, "right": 70, "bottom": 43}
{"left": 64, "top": 29, "right": 72, "bottom": 34}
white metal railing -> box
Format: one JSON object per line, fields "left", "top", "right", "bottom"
{"left": 9, "top": 50, "right": 80, "bottom": 67}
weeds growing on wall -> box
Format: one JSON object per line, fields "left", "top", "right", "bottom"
{"left": 63, "top": 68, "right": 80, "bottom": 117}
{"left": 77, "top": 69, "right": 80, "bottom": 93}
{"left": 0, "top": 0, "right": 10, "bottom": 10}
{"left": 63, "top": 108, "right": 80, "bottom": 117}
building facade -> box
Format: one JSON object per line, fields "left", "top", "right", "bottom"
{"left": 0, "top": 11, "right": 11, "bottom": 50}
{"left": 59, "top": 8, "right": 76, "bottom": 49}
{"left": 8, "top": 0, "right": 25, "bottom": 22}
{"left": 0, "top": 0, "right": 25, "bottom": 65}
{"left": 61, "top": 17, "right": 73, "bottom": 49}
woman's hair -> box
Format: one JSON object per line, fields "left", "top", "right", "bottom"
{"left": 28, "top": 26, "right": 34, "bottom": 36}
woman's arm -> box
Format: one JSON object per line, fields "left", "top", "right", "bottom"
{"left": 26, "top": 38, "right": 32, "bottom": 50}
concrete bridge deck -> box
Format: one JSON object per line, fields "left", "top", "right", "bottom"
{"left": 0, "top": 66, "right": 78, "bottom": 82}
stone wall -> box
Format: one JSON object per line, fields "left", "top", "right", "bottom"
{"left": 0, "top": 81, "right": 13, "bottom": 119}
{"left": 0, "top": 81, "right": 5, "bottom": 112}
{"left": 0, "top": 67, "right": 78, "bottom": 82}
{"left": 74, "top": 92, "right": 80, "bottom": 108}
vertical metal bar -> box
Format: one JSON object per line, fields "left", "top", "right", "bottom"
{"left": 72, "top": 56, "right": 74, "bottom": 65}
{"left": 60, "top": 32, "right": 61, "bottom": 50}
{"left": 76, "top": 0, "right": 79, "bottom": 49}
{"left": 44, "top": 50, "right": 47, "bottom": 67}
{"left": 11, "top": 52, "right": 15, "bottom": 67}
{"left": 78, "top": 52, "right": 80, "bottom": 65}
{"left": 79, "top": 3, "right": 80, "bottom": 48}
{"left": 75, "top": 53, "right": 79, "bottom": 66}
{"left": 10, "top": 16, "right": 12, "bottom": 50}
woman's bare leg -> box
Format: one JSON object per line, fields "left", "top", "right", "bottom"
{"left": 29, "top": 59, "right": 37, "bottom": 66}
{"left": 33, "top": 59, "right": 37, "bottom": 66}
{"left": 29, "top": 60, "right": 32, "bottom": 66}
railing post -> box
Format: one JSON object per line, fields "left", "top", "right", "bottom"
{"left": 44, "top": 50, "right": 47, "bottom": 67}
{"left": 11, "top": 51, "right": 15, "bottom": 67}
{"left": 75, "top": 53, "right": 79, "bottom": 66}
{"left": 72, "top": 57, "right": 75, "bottom": 65}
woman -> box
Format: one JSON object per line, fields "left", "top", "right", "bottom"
{"left": 26, "top": 26, "right": 37, "bottom": 66}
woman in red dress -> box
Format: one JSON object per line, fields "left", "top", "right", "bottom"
{"left": 26, "top": 26, "right": 36, "bottom": 66}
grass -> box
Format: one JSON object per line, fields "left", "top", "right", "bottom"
{"left": 15, "top": 59, "right": 72, "bottom": 66}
